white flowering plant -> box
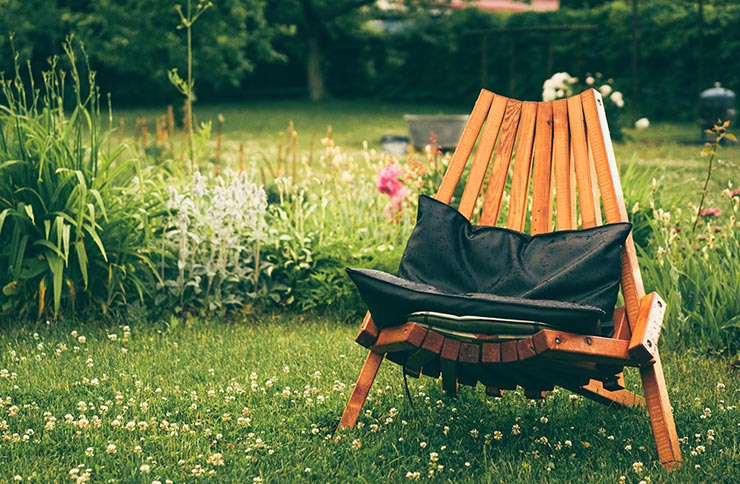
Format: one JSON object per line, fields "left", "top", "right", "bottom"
{"left": 155, "top": 170, "right": 285, "bottom": 315}
{"left": 542, "top": 72, "right": 627, "bottom": 141}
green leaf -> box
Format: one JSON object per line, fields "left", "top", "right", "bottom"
{"left": 0, "top": 208, "right": 10, "bottom": 235}
{"left": 74, "top": 240, "right": 89, "bottom": 289}
{"left": 725, "top": 133, "right": 738, "bottom": 143}
{"left": 24, "top": 203, "right": 35, "bottom": 225}
{"left": 3, "top": 281, "right": 19, "bottom": 296}
{"left": 46, "top": 252, "right": 64, "bottom": 317}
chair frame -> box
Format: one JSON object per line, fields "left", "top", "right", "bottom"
{"left": 338, "top": 89, "right": 681, "bottom": 470}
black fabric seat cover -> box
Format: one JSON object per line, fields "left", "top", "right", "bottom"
{"left": 348, "top": 195, "right": 631, "bottom": 336}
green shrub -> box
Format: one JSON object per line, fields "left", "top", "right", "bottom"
{"left": 0, "top": 39, "right": 159, "bottom": 319}
{"left": 262, "top": 141, "right": 418, "bottom": 315}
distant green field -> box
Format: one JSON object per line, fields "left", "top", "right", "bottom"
{"left": 116, "top": 98, "right": 470, "bottom": 153}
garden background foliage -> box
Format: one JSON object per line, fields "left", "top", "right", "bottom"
{"left": 0, "top": 8, "right": 739, "bottom": 355}
{"left": 0, "top": 1, "right": 738, "bottom": 121}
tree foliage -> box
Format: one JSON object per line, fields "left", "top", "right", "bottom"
{"left": 0, "top": 0, "right": 291, "bottom": 103}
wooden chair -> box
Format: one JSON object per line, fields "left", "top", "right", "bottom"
{"left": 338, "top": 89, "right": 681, "bottom": 470}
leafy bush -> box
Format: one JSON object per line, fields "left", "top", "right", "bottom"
{"left": 262, "top": 140, "right": 418, "bottom": 316}
{"left": 0, "top": 39, "right": 159, "bottom": 320}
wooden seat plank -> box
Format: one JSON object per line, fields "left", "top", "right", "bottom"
{"left": 404, "top": 329, "right": 445, "bottom": 375}
{"left": 458, "top": 342, "right": 481, "bottom": 387}
{"left": 440, "top": 338, "right": 461, "bottom": 396}
{"left": 371, "top": 323, "right": 427, "bottom": 354}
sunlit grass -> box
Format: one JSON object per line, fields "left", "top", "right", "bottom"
{"left": 1, "top": 315, "right": 739, "bottom": 483}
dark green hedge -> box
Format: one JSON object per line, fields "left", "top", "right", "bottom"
{"left": 322, "top": 1, "right": 740, "bottom": 122}
{"left": 2, "top": 1, "right": 738, "bottom": 122}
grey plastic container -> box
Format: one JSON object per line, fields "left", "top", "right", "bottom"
{"left": 404, "top": 114, "right": 470, "bottom": 151}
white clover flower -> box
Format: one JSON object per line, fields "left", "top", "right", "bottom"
{"left": 106, "top": 443, "right": 117, "bottom": 454}
{"left": 207, "top": 453, "right": 225, "bottom": 466}
{"left": 586, "top": 76, "right": 595, "bottom": 85}
{"left": 599, "top": 84, "right": 613, "bottom": 97}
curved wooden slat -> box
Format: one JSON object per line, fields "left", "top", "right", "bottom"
{"left": 552, "top": 99, "right": 575, "bottom": 230}
{"left": 480, "top": 100, "right": 522, "bottom": 225}
{"left": 437, "top": 89, "right": 494, "bottom": 204}
{"left": 531, "top": 101, "right": 554, "bottom": 235}
{"left": 506, "top": 101, "right": 538, "bottom": 231}
{"left": 566, "top": 95, "right": 601, "bottom": 228}
{"left": 458, "top": 94, "right": 509, "bottom": 219}
{"left": 580, "top": 89, "right": 646, "bottom": 327}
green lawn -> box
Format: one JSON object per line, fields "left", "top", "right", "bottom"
{"left": 1, "top": 314, "right": 738, "bottom": 483}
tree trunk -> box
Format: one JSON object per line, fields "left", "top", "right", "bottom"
{"left": 306, "top": 33, "right": 325, "bottom": 102}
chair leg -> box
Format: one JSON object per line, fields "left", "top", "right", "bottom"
{"left": 640, "top": 349, "right": 682, "bottom": 471}
{"left": 338, "top": 351, "right": 384, "bottom": 429}
{"left": 567, "top": 379, "right": 645, "bottom": 408}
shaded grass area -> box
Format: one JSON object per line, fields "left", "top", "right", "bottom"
{"left": 1, "top": 315, "right": 738, "bottom": 483}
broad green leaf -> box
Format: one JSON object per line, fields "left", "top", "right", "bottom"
{"left": 33, "top": 239, "right": 66, "bottom": 259}
{"left": 0, "top": 208, "right": 9, "bottom": 234}
{"left": 46, "top": 252, "right": 64, "bottom": 317}
{"left": 74, "top": 240, "right": 89, "bottom": 288}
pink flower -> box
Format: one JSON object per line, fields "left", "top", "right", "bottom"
{"left": 699, "top": 207, "right": 721, "bottom": 218}
{"left": 378, "top": 163, "right": 411, "bottom": 220}
{"left": 732, "top": 189, "right": 740, "bottom": 198}
{"left": 377, "top": 164, "right": 405, "bottom": 197}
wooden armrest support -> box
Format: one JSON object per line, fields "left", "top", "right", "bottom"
{"left": 372, "top": 323, "right": 427, "bottom": 354}
{"left": 355, "top": 312, "right": 380, "bottom": 348}
{"left": 628, "top": 292, "right": 666, "bottom": 364}
{"left": 532, "top": 330, "right": 635, "bottom": 366}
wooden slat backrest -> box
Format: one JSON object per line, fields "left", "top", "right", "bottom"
{"left": 435, "top": 88, "right": 644, "bottom": 340}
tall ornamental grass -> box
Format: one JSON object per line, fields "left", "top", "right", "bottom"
{"left": 0, "top": 39, "right": 160, "bottom": 320}
{"left": 622, "top": 153, "right": 740, "bottom": 353}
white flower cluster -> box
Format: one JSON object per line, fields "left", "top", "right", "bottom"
{"left": 163, "top": 170, "right": 269, "bottom": 309}
{"left": 543, "top": 72, "right": 626, "bottom": 109}
{"left": 542, "top": 72, "right": 577, "bottom": 102}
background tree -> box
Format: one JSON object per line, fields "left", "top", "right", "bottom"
{"left": 266, "top": 0, "right": 377, "bottom": 102}
{"left": 0, "top": 0, "right": 290, "bottom": 104}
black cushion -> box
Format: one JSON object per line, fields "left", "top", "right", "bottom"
{"left": 348, "top": 195, "right": 631, "bottom": 336}
{"left": 346, "top": 268, "right": 607, "bottom": 335}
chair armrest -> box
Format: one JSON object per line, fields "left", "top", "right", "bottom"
{"left": 628, "top": 292, "right": 666, "bottom": 364}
